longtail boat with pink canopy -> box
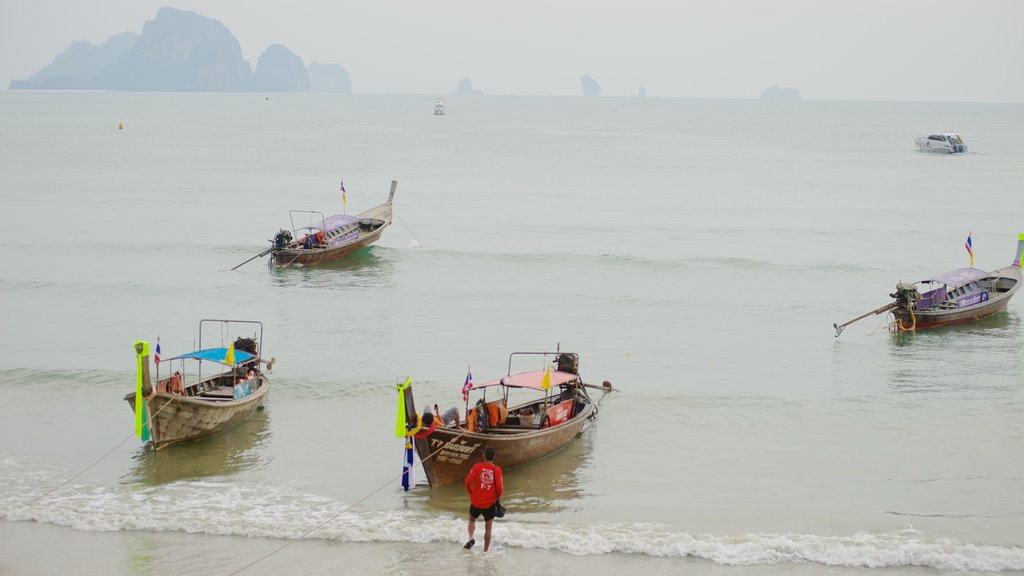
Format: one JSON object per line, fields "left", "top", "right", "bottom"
{"left": 834, "top": 234, "right": 1024, "bottom": 337}
{"left": 398, "top": 351, "right": 612, "bottom": 487}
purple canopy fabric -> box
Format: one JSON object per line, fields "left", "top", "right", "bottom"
{"left": 302, "top": 214, "right": 358, "bottom": 232}
{"left": 927, "top": 267, "right": 988, "bottom": 288}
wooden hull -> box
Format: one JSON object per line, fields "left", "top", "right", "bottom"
{"left": 893, "top": 265, "right": 1021, "bottom": 330}
{"left": 403, "top": 385, "right": 594, "bottom": 487}
{"left": 124, "top": 375, "right": 269, "bottom": 450}
{"left": 272, "top": 191, "right": 394, "bottom": 267}
{"left": 272, "top": 225, "right": 386, "bottom": 266}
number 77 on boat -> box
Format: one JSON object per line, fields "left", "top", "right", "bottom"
{"left": 396, "top": 351, "right": 612, "bottom": 487}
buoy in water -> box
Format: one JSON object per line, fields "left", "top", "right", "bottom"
{"left": 118, "top": 120, "right": 123, "bottom": 129}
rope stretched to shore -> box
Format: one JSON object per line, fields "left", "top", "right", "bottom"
{"left": 20, "top": 392, "right": 184, "bottom": 507}
{"left": 226, "top": 429, "right": 470, "bottom": 576}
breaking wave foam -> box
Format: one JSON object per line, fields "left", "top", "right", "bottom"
{"left": 1, "top": 463, "right": 1021, "bottom": 572}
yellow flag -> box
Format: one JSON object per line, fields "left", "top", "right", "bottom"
{"left": 225, "top": 343, "right": 235, "bottom": 366}
{"left": 395, "top": 377, "right": 412, "bottom": 437}
{"left": 541, "top": 365, "right": 551, "bottom": 390}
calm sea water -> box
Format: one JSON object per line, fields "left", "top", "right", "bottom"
{"left": 0, "top": 92, "right": 1022, "bottom": 575}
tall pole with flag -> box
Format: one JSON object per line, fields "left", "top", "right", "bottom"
{"left": 395, "top": 377, "right": 415, "bottom": 492}
{"left": 134, "top": 341, "right": 150, "bottom": 440}
{"left": 965, "top": 233, "right": 974, "bottom": 268}
{"left": 340, "top": 179, "right": 347, "bottom": 215}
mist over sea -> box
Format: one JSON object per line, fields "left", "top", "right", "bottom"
{"left": 1, "top": 92, "right": 1022, "bottom": 575}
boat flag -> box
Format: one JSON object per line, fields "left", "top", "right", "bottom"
{"left": 133, "top": 341, "right": 149, "bottom": 439}
{"left": 340, "top": 180, "right": 346, "bottom": 206}
{"left": 541, "top": 365, "right": 551, "bottom": 390}
{"left": 225, "top": 342, "right": 235, "bottom": 366}
{"left": 1017, "top": 233, "right": 1024, "bottom": 269}
{"left": 154, "top": 337, "right": 161, "bottom": 364}
{"left": 395, "top": 377, "right": 412, "bottom": 437}
{"left": 965, "top": 233, "right": 974, "bottom": 268}
{"left": 402, "top": 424, "right": 416, "bottom": 492}
{"left": 462, "top": 367, "right": 473, "bottom": 402}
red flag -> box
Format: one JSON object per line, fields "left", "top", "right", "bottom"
{"left": 461, "top": 367, "right": 473, "bottom": 402}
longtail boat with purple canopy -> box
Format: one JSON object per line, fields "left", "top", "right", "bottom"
{"left": 229, "top": 180, "right": 397, "bottom": 270}
{"left": 397, "top": 351, "right": 612, "bottom": 488}
{"left": 834, "top": 234, "right": 1024, "bottom": 337}
{"left": 124, "top": 319, "right": 275, "bottom": 450}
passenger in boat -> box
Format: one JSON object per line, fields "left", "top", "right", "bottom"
{"left": 464, "top": 446, "right": 503, "bottom": 552}
{"left": 233, "top": 369, "right": 255, "bottom": 399}
{"left": 169, "top": 371, "right": 184, "bottom": 395}
{"left": 436, "top": 405, "right": 461, "bottom": 429}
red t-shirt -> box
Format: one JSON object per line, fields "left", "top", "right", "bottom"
{"left": 465, "top": 462, "right": 503, "bottom": 508}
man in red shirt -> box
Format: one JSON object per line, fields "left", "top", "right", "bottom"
{"left": 464, "top": 446, "right": 503, "bottom": 551}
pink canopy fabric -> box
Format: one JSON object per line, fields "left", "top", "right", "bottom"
{"left": 474, "top": 370, "right": 578, "bottom": 391}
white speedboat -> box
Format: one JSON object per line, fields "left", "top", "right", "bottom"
{"left": 915, "top": 133, "right": 967, "bottom": 154}
{"left": 433, "top": 97, "right": 446, "bottom": 116}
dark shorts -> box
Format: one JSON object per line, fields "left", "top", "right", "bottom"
{"left": 469, "top": 504, "right": 497, "bottom": 521}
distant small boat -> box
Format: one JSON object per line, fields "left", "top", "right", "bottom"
{"left": 124, "top": 319, "right": 273, "bottom": 450}
{"left": 268, "top": 180, "right": 396, "bottom": 267}
{"left": 915, "top": 133, "right": 967, "bottom": 154}
{"left": 400, "top": 351, "right": 611, "bottom": 487}
{"left": 835, "top": 235, "right": 1024, "bottom": 336}
{"left": 433, "top": 98, "right": 446, "bottom": 116}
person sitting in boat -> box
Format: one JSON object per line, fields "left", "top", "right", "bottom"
{"left": 234, "top": 369, "right": 255, "bottom": 399}
{"left": 435, "top": 404, "right": 462, "bottom": 429}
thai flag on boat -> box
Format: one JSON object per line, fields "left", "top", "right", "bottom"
{"left": 965, "top": 233, "right": 974, "bottom": 268}
{"left": 462, "top": 367, "right": 473, "bottom": 402}
{"left": 154, "top": 337, "right": 161, "bottom": 364}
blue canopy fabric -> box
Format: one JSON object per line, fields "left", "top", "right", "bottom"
{"left": 167, "top": 347, "right": 254, "bottom": 366}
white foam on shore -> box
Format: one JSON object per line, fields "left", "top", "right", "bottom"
{"left": 2, "top": 468, "right": 1021, "bottom": 572}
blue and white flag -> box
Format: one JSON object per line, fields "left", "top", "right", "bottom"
{"left": 401, "top": 432, "right": 416, "bottom": 492}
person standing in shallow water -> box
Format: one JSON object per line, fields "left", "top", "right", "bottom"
{"left": 465, "top": 446, "right": 503, "bottom": 551}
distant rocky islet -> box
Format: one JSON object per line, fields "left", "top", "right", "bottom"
{"left": 10, "top": 7, "right": 350, "bottom": 92}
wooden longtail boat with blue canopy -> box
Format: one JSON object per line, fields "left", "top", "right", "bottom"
{"left": 124, "top": 319, "right": 274, "bottom": 450}
{"left": 399, "top": 351, "right": 611, "bottom": 487}
{"left": 266, "top": 180, "right": 397, "bottom": 267}
{"left": 834, "top": 234, "right": 1024, "bottom": 337}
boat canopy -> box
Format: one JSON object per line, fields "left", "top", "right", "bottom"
{"left": 474, "top": 370, "right": 579, "bottom": 391}
{"left": 300, "top": 214, "right": 358, "bottom": 232}
{"left": 167, "top": 347, "right": 255, "bottom": 366}
{"left": 925, "top": 268, "right": 988, "bottom": 288}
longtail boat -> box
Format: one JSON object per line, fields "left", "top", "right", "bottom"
{"left": 124, "top": 319, "right": 274, "bottom": 450}
{"left": 835, "top": 234, "right": 1024, "bottom": 337}
{"left": 400, "top": 351, "right": 611, "bottom": 487}
{"left": 268, "top": 180, "right": 396, "bottom": 267}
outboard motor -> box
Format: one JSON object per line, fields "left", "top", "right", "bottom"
{"left": 890, "top": 283, "right": 921, "bottom": 307}
{"left": 556, "top": 353, "right": 578, "bottom": 375}
{"left": 233, "top": 337, "right": 258, "bottom": 355}
{"left": 273, "top": 229, "right": 293, "bottom": 249}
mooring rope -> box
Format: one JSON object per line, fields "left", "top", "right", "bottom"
{"left": 226, "top": 428, "right": 470, "bottom": 576}
{"left": 394, "top": 211, "right": 423, "bottom": 247}
{"left": 22, "top": 392, "right": 184, "bottom": 507}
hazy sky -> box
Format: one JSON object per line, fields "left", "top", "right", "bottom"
{"left": 2, "top": 0, "right": 1023, "bottom": 101}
